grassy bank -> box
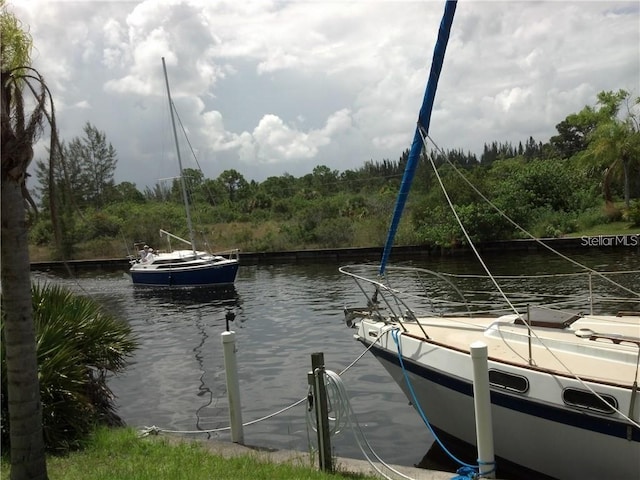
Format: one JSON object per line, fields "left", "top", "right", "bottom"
{"left": 567, "top": 220, "right": 637, "bottom": 237}
{"left": 0, "top": 427, "right": 374, "bottom": 480}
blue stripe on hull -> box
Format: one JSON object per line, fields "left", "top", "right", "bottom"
{"left": 365, "top": 341, "right": 640, "bottom": 443}
{"left": 130, "top": 263, "right": 239, "bottom": 287}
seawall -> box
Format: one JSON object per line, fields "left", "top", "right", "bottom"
{"left": 30, "top": 233, "right": 639, "bottom": 274}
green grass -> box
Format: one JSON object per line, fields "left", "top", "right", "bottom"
{"left": 1, "top": 427, "right": 373, "bottom": 480}
{"left": 569, "top": 221, "right": 639, "bottom": 237}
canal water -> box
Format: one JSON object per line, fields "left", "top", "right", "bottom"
{"left": 32, "top": 247, "right": 639, "bottom": 470}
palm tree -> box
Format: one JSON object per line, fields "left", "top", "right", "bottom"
{"left": 583, "top": 90, "right": 640, "bottom": 208}
{"left": 593, "top": 120, "right": 640, "bottom": 208}
{"left": 1, "top": 2, "right": 61, "bottom": 478}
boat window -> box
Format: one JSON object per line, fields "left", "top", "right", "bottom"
{"left": 562, "top": 388, "right": 617, "bottom": 414}
{"left": 488, "top": 369, "right": 529, "bottom": 393}
{"left": 153, "top": 259, "right": 188, "bottom": 265}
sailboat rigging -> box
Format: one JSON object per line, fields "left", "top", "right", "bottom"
{"left": 163, "top": 57, "right": 197, "bottom": 254}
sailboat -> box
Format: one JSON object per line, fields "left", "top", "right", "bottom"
{"left": 129, "top": 58, "right": 239, "bottom": 287}
{"left": 341, "top": 2, "right": 640, "bottom": 479}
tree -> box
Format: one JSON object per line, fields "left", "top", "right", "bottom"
{"left": 71, "top": 122, "right": 117, "bottom": 208}
{"left": 584, "top": 90, "right": 640, "bottom": 207}
{"left": 108, "top": 181, "right": 145, "bottom": 204}
{"left": 310, "top": 165, "right": 339, "bottom": 195}
{"left": 32, "top": 141, "right": 79, "bottom": 259}
{"left": 550, "top": 113, "right": 598, "bottom": 159}
{"left": 199, "top": 178, "right": 226, "bottom": 206}
{"left": 144, "top": 181, "right": 171, "bottom": 202}
{"left": 34, "top": 123, "right": 117, "bottom": 210}
{"left": 1, "top": 1, "right": 55, "bottom": 478}
{"left": 218, "top": 169, "right": 248, "bottom": 202}
{"left": 171, "top": 167, "right": 203, "bottom": 203}
{"left": 259, "top": 173, "right": 297, "bottom": 199}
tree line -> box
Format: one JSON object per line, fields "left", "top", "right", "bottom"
{"left": 30, "top": 89, "right": 640, "bottom": 258}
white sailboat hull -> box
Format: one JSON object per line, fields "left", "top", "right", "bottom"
{"left": 355, "top": 315, "right": 640, "bottom": 480}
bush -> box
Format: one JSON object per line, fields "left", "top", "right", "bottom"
{"left": 29, "top": 218, "right": 53, "bottom": 246}
{"left": 624, "top": 200, "right": 640, "bottom": 227}
{"left": 575, "top": 207, "right": 611, "bottom": 231}
{"left": 412, "top": 203, "right": 513, "bottom": 246}
{"left": 314, "top": 217, "right": 355, "bottom": 248}
{"left": 1, "top": 283, "right": 138, "bottom": 453}
{"left": 78, "top": 210, "right": 122, "bottom": 241}
{"left": 529, "top": 209, "right": 579, "bottom": 238}
{"left": 603, "top": 203, "right": 623, "bottom": 222}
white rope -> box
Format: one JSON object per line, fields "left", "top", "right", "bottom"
{"left": 324, "top": 368, "right": 416, "bottom": 480}
{"left": 137, "top": 332, "right": 389, "bottom": 437}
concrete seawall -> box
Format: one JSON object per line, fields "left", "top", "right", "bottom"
{"left": 30, "top": 233, "right": 639, "bottom": 274}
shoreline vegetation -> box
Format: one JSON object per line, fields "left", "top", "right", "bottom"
{"left": 29, "top": 226, "right": 639, "bottom": 268}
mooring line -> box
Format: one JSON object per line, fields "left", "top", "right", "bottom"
{"left": 138, "top": 330, "right": 389, "bottom": 437}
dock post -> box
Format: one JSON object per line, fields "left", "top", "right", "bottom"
{"left": 222, "top": 331, "right": 244, "bottom": 444}
{"left": 309, "top": 352, "right": 333, "bottom": 473}
{"left": 470, "top": 341, "right": 495, "bottom": 478}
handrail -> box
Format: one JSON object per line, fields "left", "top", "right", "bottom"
{"left": 213, "top": 248, "right": 240, "bottom": 261}
{"left": 340, "top": 265, "right": 640, "bottom": 333}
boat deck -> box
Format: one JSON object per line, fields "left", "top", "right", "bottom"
{"left": 398, "top": 313, "right": 640, "bottom": 386}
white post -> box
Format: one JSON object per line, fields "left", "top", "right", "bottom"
{"left": 221, "top": 331, "right": 244, "bottom": 444}
{"left": 470, "top": 341, "right": 495, "bottom": 478}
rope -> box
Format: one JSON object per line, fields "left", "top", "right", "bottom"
{"left": 390, "top": 328, "right": 491, "bottom": 477}
{"left": 319, "top": 370, "right": 416, "bottom": 480}
{"left": 136, "top": 330, "right": 390, "bottom": 437}
{"left": 306, "top": 363, "right": 496, "bottom": 480}
{"left": 303, "top": 325, "right": 497, "bottom": 480}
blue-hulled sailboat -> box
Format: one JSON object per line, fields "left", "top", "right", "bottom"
{"left": 129, "top": 58, "right": 239, "bottom": 287}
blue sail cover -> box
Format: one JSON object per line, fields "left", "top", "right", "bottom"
{"left": 379, "top": 0, "right": 457, "bottom": 276}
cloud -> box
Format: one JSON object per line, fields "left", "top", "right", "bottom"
{"left": 9, "top": 0, "right": 638, "bottom": 189}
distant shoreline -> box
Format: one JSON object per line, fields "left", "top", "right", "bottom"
{"left": 30, "top": 234, "right": 639, "bottom": 274}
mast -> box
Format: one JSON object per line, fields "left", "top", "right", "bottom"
{"left": 162, "top": 57, "right": 197, "bottom": 253}
{"left": 379, "top": 0, "right": 457, "bottom": 276}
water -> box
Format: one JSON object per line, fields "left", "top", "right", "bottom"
{"left": 32, "top": 248, "right": 639, "bottom": 470}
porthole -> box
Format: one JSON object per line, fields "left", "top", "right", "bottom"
{"left": 488, "top": 369, "right": 529, "bottom": 393}
{"left": 562, "top": 388, "right": 617, "bottom": 414}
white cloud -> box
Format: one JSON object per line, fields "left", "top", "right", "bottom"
{"left": 9, "top": 0, "right": 638, "bottom": 189}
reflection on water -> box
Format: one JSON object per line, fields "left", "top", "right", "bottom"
{"left": 132, "top": 284, "right": 240, "bottom": 307}
{"left": 31, "top": 248, "right": 639, "bottom": 472}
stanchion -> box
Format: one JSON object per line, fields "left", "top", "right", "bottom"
{"left": 470, "top": 341, "right": 495, "bottom": 478}
{"left": 222, "top": 330, "right": 244, "bottom": 444}
{"left": 308, "top": 352, "right": 333, "bottom": 473}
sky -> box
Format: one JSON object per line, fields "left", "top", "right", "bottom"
{"left": 11, "top": 0, "right": 640, "bottom": 191}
